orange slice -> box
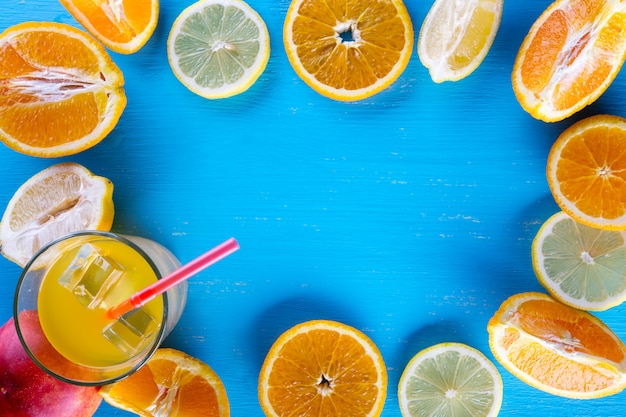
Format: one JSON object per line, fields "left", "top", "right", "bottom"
{"left": 512, "top": 0, "right": 626, "bottom": 122}
{"left": 59, "top": 0, "right": 159, "bottom": 54}
{"left": 283, "top": 0, "right": 413, "bottom": 101}
{"left": 547, "top": 114, "right": 626, "bottom": 230}
{"left": 258, "top": 320, "right": 387, "bottom": 417}
{"left": 0, "top": 22, "right": 126, "bottom": 157}
{"left": 487, "top": 292, "right": 626, "bottom": 399}
{"left": 99, "top": 348, "right": 230, "bottom": 417}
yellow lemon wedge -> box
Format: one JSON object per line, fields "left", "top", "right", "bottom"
{"left": 418, "top": 0, "right": 503, "bottom": 83}
{"left": 0, "top": 163, "right": 114, "bottom": 267}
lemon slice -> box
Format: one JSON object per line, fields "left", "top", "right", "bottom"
{"left": 0, "top": 163, "right": 114, "bottom": 267}
{"left": 532, "top": 211, "right": 626, "bottom": 311}
{"left": 398, "top": 342, "right": 502, "bottom": 417}
{"left": 418, "top": 0, "right": 503, "bottom": 83}
{"left": 167, "top": 0, "right": 270, "bottom": 99}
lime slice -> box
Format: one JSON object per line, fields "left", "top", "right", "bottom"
{"left": 167, "top": 0, "right": 270, "bottom": 99}
{"left": 398, "top": 342, "right": 502, "bottom": 417}
{"left": 532, "top": 211, "right": 626, "bottom": 311}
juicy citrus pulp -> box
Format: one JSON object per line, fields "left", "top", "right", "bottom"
{"left": 99, "top": 348, "right": 230, "bottom": 417}
{"left": 532, "top": 211, "right": 626, "bottom": 311}
{"left": 398, "top": 342, "right": 502, "bottom": 417}
{"left": 512, "top": 0, "right": 626, "bottom": 122}
{"left": 0, "top": 21, "right": 126, "bottom": 157}
{"left": 0, "top": 162, "right": 114, "bottom": 267}
{"left": 487, "top": 292, "right": 626, "bottom": 399}
{"left": 547, "top": 114, "right": 626, "bottom": 230}
{"left": 283, "top": 0, "right": 413, "bottom": 101}
{"left": 59, "top": 0, "right": 159, "bottom": 54}
{"left": 167, "top": 0, "right": 270, "bottom": 99}
{"left": 258, "top": 320, "right": 387, "bottom": 417}
{"left": 418, "top": 0, "right": 503, "bottom": 83}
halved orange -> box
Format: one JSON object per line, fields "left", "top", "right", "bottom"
{"left": 512, "top": 0, "right": 626, "bottom": 122}
{"left": 99, "top": 348, "right": 230, "bottom": 417}
{"left": 0, "top": 22, "right": 126, "bottom": 157}
{"left": 59, "top": 0, "right": 159, "bottom": 54}
{"left": 258, "top": 320, "right": 387, "bottom": 417}
{"left": 547, "top": 114, "right": 626, "bottom": 230}
{"left": 487, "top": 292, "right": 626, "bottom": 399}
{"left": 283, "top": 0, "right": 413, "bottom": 101}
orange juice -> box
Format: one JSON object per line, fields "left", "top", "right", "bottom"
{"left": 38, "top": 237, "right": 164, "bottom": 368}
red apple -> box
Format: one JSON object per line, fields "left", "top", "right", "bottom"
{"left": 0, "top": 312, "right": 102, "bottom": 416}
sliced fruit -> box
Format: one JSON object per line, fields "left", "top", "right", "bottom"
{"left": 99, "top": 347, "right": 229, "bottom": 417}
{"left": 512, "top": 0, "right": 626, "bottom": 122}
{"left": 283, "top": 0, "right": 413, "bottom": 101}
{"left": 258, "top": 320, "right": 387, "bottom": 417}
{"left": 0, "top": 21, "right": 126, "bottom": 157}
{"left": 533, "top": 211, "right": 626, "bottom": 311}
{"left": 547, "top": 114, "right": 626, "bottom": 230}
{"left": 398, "top": 342, "right": 502, "bottom": 417}
{"left": 487, "top": 292, "right": 626, "bottom": 399}
{"left": 0, "top": 162, "right": 114, "bottom": 267}
{"left": 59, "top": 0, "right": 159, "bottom": 54}
{"left": 167, "top": 0, "right": 270, "bottom": 99}
{"left": 418, "top": 0, "right": 503, "bottom": 83}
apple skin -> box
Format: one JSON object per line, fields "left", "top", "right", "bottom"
{"left": 0, "top": 312, "right": 102, "bottom": 417}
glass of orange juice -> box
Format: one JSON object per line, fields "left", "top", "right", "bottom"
{"left": 13, "top": 230, "right": 187, "bottom": 386}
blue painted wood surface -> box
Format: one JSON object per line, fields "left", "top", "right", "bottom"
{"left": 2, "top": 1, "right": 626, "bottom": 416}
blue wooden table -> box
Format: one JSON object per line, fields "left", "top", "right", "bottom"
{"left": 2, "top": 1, "right": 626, "bottom": 416}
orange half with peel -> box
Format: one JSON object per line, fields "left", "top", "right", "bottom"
{"left": 99, "top": 348, "right": 230, "bottom": 417}
{"left": 283, "top": 0, "right": 413, "bottom": 101}
{"left": 512, "top": 0, "right": 626, "bottom": 122}
{"left": 488, "top": 292, "right": 626, "bottom": 399}
{"left": 0, "top": 22, "right": 126, "bottom": 157}
{"left": 59, "top": 0, "right": 159, "bottom": 54}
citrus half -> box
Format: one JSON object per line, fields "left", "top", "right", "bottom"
{"left": 512, "top": 0, "right": 626, "bottom": 122}
{"left": 0, "top": 163, "right": 114, "bottom": 267}
{"left": 487, "top": 292, "right": 626, "bottom": 399}
{"left": 418, "top": 0, "right": 503, "bottom": 83}
{"left": 99, "top": 348, "right": 230, "bottom": 417}
{"left": 59, "top": 0, "right": 159, "bottom": 54}
{"left": 0, "top": 22, "right": 126, "bottom": 157}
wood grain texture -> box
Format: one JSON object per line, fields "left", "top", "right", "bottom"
{"left": 2, "top": 1, "right": 626, "bottom": 416}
